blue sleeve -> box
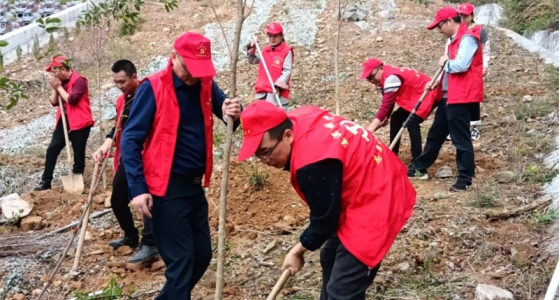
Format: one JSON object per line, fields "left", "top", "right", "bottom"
{"left": 445, "top": 35, "right": 479, "bottom": 74}
{"left": 210, "top": 80, "right": 242, "bottom": 132}
{"left": 120, "top": 81, "right": 156, "bottom": 198}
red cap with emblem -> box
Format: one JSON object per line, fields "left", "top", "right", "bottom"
{"left": 458, "top": 2, "right": 475, "bottom": 15}
{"left": 174, "top": 32, "right": 216, "bottom": 78}
{"left": 266, "top": 22, "right": 283, "bottom": 35}
{"left": 45, "top": 55, "right": 69, "bottom": 72}
{"left": 426, "top": 7, "right": 459, "bottom": 30}
{"left": 359, "top": 58, "right": 383, "bottom": 80}
{"left": 238, "top": 101, "right": 288, "bottom": 161}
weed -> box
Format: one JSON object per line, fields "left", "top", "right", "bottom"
{"left": 533, "top": 209, "right": 557, "bottom": 225}
{"left": 240, "top": 160, "right": 268, "bottom": 189}
{"left": 73, "top": 275, "right": 134, "bottom": 299}
{"left": 15, "top": 45, "right": 22, "bottom": 61}
{"left": 500, "top": 0, "right": 559, "bottom": 34}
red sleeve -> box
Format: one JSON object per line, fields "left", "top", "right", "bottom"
{"left": 375, "top": 91, "right": 398, "bottom": 121}
{"left": 67, "top": 77, "right": 88, "bottom": 105}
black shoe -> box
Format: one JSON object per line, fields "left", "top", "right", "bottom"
{"left": 449, "top": 181, "right": 472, "bottom": 192}
{"left": 407, "top": 166, "right": 429, "bottom": 180}
{"left": 108, "top": 236, "right": 139, "bottom": 249}
{"left": 33, "top": 181, "right": 51, "bottom": 191}
{"left": 127, "top": 244, "right": 159, "bottom": 263}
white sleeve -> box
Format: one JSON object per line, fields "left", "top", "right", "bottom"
{"left": 383, "top": 75, "right": 402, "bottom": 93}
{"left": 482, "top": 40, "right": 490, "bottom": 70}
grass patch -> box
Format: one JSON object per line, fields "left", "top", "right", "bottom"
{"left": 500, "top": 0, "right": 559, "bottom": 34}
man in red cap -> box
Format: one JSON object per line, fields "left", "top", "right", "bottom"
{"left": 408, "top": 6, "right": 483, "bottom": 191}
{"left": 120, "top": 32, "right": 241, "bottom": 299}
{"left": 34, "top": 55, "right": 94, "bottom": 191}
{"left": 360, "top": 58, "right": 440, "bottom": 161}
{"left": 246, "top": 22, "right": 293, "bottom": 112}
{"left": 237, "top": 101, "right": 416, "bottom": 299}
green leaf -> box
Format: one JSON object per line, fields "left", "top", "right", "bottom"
{"left": 46, "top": 27, "right": 59, "bottom": 33}
{"left": 46, "top": 17, "right": 62, "bottom": 24}
{"left": 0, "top": 40, "right": 8, "bottom": 47}
{"left": 0, "top": 77, "right": 9, "bottom": 86}
{"left": 7, "top": 98, "right": 18, "bottom": 110}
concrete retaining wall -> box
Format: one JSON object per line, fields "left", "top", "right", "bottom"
{"left": 0, "top": 0, "right": 99, "bottom": 66}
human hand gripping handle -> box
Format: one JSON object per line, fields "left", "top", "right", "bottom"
{"left": 131, "top": 193, "right": 153, "bottom": 218}
{"left": 222, "top": 98, "right": 241, "bottom": 122}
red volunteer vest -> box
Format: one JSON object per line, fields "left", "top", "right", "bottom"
{"left": 288, "top": 106, "right": 417, "bottom": 268}
{"left": 445, "top": 23, "right": 484, "bottom": 104}
{"left": 54, "top": 71, "right": 94, "bottom": 130}
{"left": 380, "top": 65, "right": 440, "bottom": 119}
{"left": 140, "top": 59, "right": 214, "bottom": 197}
{"left": 254, "top": 42, "right": 293, "bottom": 99}
{"left": 113, "top": 94, "right": 125, "bottom": 171}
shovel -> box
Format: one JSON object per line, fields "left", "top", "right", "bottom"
{"left": 58, "top": 100, "right": 84, "bottom": 194}
{"left": 251, "top": 35, "right": 284, "bottom": 108}
{"left": 266, "top": 269, "right": 292, "bottom": 300}
{"left": 389, "top": 67, "right": 444, "bottom": 150}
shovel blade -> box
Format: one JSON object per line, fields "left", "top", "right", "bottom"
{"left": 61, "top": 173, "right": 84, "bottom": 195}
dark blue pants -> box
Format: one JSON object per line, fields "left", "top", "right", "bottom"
{"left": 152, "top": 177, "right": 212, "bottom": 300}
{"left": 320, "top": 236, "right": 380, "bottom": 300}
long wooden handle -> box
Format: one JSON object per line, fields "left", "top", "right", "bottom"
{"left": 388, "top": 67, "right": 444, "bottom": 150}
{"left": 71, "top": 162, "right": 100, "bottom": 272}
{"left": 58, "top": 100, "right": 74, "bottom": 168}
{"left": 252, "top": 35, "right": 283, "bottom": 108}
{"left": 266, "top": 269, "right": 292, "bottom": 300}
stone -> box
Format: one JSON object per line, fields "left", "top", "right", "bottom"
{"left": 398, "top": 262, "right": 410, "bottom": 271}
{"left": 262, "top": 240, "right": 277, "bottom": 254}
{"left": 435, "top": 166, "right": 453, "bottom": 178}
{"left": 117, "top": 247, "right": 133, "bottom": 256}
{"left": 7, "top": 294, "right": 25, "bottom": 300}
{"left": 93, "top": 194, "right": 105, "bottom": 204}
{"left": 104, "top": 195, "right": 112, "bottom": 208}
{"left": 53, "top": 280, "right": 63, "bottom": 287}
{"left": 342, "top": 4, "right": 369, "bottom": 22}
{"left": 503, "top": 115, "right": 517, "bottom": 124}
{"left": 21, "top": 216, "right": 43, "bottom": 231}
{"left": 476, "top": 166, "right": 486, "bottom": 173}
{"left": 32, "top": 289, "right": 42, "bottom": 298}
{"left": 163, "top": 27, "right": 170, "bottom": 32}
{"left": 43, "top": 211, "right": 56, "bottom": 220}
{"left": 71, "top": 281, "right": 82, "bottom": 289}
{"left": 495, "top": 171, "right": 515, "bottom": 183}
{"left": 522, "top": 95, "right": 533, "bottom": 102}
{"left": 376, "top": 36, "right": 383, "bottom": 42}
{"left": 150, "top": 260, "right": 165, "bottom": 271}
{"left": 84, "top": 231, "right": 93, "bottom": 241}
{"left": 474, "top": 284, "right": 514, "bottom": 300}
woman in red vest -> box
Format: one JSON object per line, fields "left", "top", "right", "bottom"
{"left": 34, "top": 56, "right": 94, "bottom": 191}
{"left": 237, "top": 101, "right": 416, "bottom": 299}
{"left": 361, "top": 58, "right": 440, "bottom": 161}
{"left": 246, "top": 22, "right": 293, "bottom": 112}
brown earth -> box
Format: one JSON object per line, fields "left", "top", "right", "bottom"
{"left": 0, "top": 0, "right": 558, "bottom": 299}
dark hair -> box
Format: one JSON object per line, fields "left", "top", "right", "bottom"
{"left": 452, "top": 15, "right": 461, "bottom": 24}
{"left": 111, "top": 60, "right": 137, "bottom": 77}
{"left": 267, "top": 117, "right": 293, "bottom": 140}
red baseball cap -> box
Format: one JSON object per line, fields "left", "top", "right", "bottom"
{"left": 174, "top": 32, "right": 216, "bottom": 78}
{"left": 266, "top": 22, "right": 283, "bottom": 35}
{"left": 426, "top": 7, "right": 459, "bottom": 30}
{"left": 458, "top": 2, "right": 475, "bottom": 15}
{"left": 359, "top": 58, "right": 383, "bottom": 80}
{"left": 238, "top": 101, "right": 288, "bottom": 162}
{"left": 45, "top": 55, "right": 68, "bottom": 72}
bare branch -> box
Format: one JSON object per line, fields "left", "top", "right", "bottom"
{"left": 208, "top": 0, "right": 233, "bottom": 57}
{"left": 243, "top": 0, "right": 256, "bottom": 20}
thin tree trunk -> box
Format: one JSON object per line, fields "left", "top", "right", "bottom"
{"left": 215, "top": 0, "right": 245, "bottom": 298}
{"left": 334, "top": 0, "right": 342, "bottom": 115}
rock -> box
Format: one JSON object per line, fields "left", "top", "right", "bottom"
{"left": 43, "top": 211, "right": 56, "bottom": 220}
{"left": 84, "top": 231, "right": 93, "bottom": 241}
{"left": 93, "top": 194, "right": 105, "bottom": 204}
{"left": 398, "top": 262, "right": 410, "bottom": 271}
{"left": 473, "top": 142, "right": 481, "bottom": 151}
{"left": 21, "top": 216, "right": 43, "bottom": 231}
{"left": 112, "top": 268, "right": 126, "bottom": 275}
{"left": 342, "top": 4, "right": 369, "bottom": 21}
{"left": 510, "top": 248, "right": 524, "bottom": 265}
{"left": 67, "top": 247, "right": 75, "bottom": 257}
{"left": 71, "top": 281, "right": 82, "bottom": 289}
{"left": 476, "top": 166, "right": 486, "bottom": 173}
{"left": 475, "top": 284, "right": 514, "bottom": 300}
{"left": 150, "top": 260, "right": 165, "bottom": 271}
{"left": 376, "top": 36, "right": 383, "bottom": 42}
{"left": 283, "top": 215, "right": 296, "bottom": 226}
{"left": 53, "top": 280, "right": 63, "bottom": 287}
{"left": 32, "top": 289, "right": 42, "bottom": 298}
{"left": 497, "top": 106, "right": 504, "bottom": 112}
{"left": 503, "top": 115, "right": 517, "bottom": 124}
{"left": 163, "top": 27, "right": 170, "bottom": 32}
{"left": 522, "top": 95, "right": 533, "bottom": 102}
{"left": 435, "top": 166, "right": 453, "bottom": 178}
{"left": 7, "top": 294, "right": 25, "bottom": 300}
{"left": 495, "top": 171, "right": 515, "bottom": 183}
{"left": 117, "top": 247, "right": 133, "bottom": 256}
{"left": 104, "top": 195, "right": 112, "bottom": 208}
{"left": 262, "top": 240, "right": 276, "bottom": 254}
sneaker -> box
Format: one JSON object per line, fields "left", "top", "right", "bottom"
{"left": 449, "top": 181, "right": 472, "bottom": 192}
{"left": 108, "top": 236, "right": 139, "bottom": 249}
{"left": 407, "top": 166, "right": 429, "bottom": 180}
{"left": 471, "top": 127, "right": 480, "bottom": 141}
{"left": 33, "top": 181, "right": 51, "bottom": 191}
{"left": 446, "top": 134, "right": 451, "bottom": 141}
{"left": 127, "top": 244, "right": 159, "bottom": 263}
{"left": 470, "top": 120, "right": 482, "bottom": 126}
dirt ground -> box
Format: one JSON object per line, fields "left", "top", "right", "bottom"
{"left": 0, "top": 0, "right": 558, "bottom": 299}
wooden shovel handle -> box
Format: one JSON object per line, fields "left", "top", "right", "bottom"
{"left": 57, "top": 99, "right": 74, "bottom": 168}
{"left": 266, "top": 269, "right": 292, "bottom": 300}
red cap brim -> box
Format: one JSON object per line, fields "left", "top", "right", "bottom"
{"left": 360, "top": 66, "right": 374, "bottom": 80}
{"left": 238, "top": 133, "right": 265, "bottom": 162}
{"left": 426, "top": 19, "right": 440, "bottom": 30}
{"left": 184, "top": 58, "right": 216, "bottom": 78}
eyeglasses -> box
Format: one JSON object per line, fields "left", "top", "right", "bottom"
{"left": 254, "top": 133, "right": 284, "bottom": 159}
{"left": 437, "top": 20, "right": 448, "bottom": 30}
{"left": 366, "top": 67, "right": 381, "bottom": 83}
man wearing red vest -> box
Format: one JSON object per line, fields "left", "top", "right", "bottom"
{"left": 408, "top": 7, "right": 483, "bottom": 191}
{"left": 237, "top": 101, "right": 417, "bottom": 299}
{"left": 120, "top": 32, "right": 241, "bottom": 299}
{"left": 246, "top": 22, "right": 293, "bottom": 112}
{"left": 360, "top": 58, "right": 440, "bottom": 161}
{"left": 92, "top": 60, "right": 157, "bottom": 264}
{"left": 34, "top": 56, "right": 94, "bottom": 191}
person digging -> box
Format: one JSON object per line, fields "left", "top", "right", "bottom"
{"left": 361, "top": 58, "right": 441, "bottom": 162}
{"left": 408, "top": 6, "right": 484, "bottom": 192}
{"left": 237, "top": 100, "right": 417, "bottom": 299}
{"left": 246, "top": 22, "right": 293, "bottom": 112}
{"left": 91, "top": 60, "right": 158, "bottom": 263}
{"left": 121, "top": 32, "right": 241, "bottom": 299}
{"left": 34, "top": 56, "right": 94, "bottom": 191}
